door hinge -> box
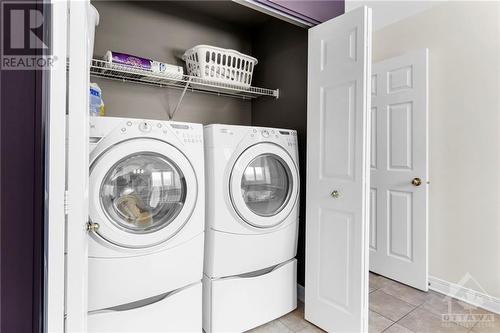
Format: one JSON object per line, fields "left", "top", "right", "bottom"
{"left": 64, "top": 190, "right": 70, "bottom": 215}
{"left": 87, "top": 222, "right": 100, "bottom": 232}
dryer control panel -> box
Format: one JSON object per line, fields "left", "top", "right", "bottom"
{"left": 249, "top": 128, "right": 298, "bottom": 148}
{"left": 204, "top": 124, "right": 297, "bottom": 150}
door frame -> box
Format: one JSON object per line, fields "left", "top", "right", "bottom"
{"left": 47, "top": 1, "right": 90, "bottom": 331}
{"left": 65, "top": 1, "right": 91, "bottom": 331}
{"left": 46, "top": 1, "right": 68, "bottom": 331}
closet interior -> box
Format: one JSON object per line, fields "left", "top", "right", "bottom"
{"left": 91, "top": 0, "right": 308, "bottom": 286}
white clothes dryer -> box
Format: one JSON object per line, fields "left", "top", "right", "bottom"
{"left": 204, "top": 124, "right": 299, "bottom": 277}
{"left": 86, "top": 117, "right": 204, "bottom": 331}
{"left": 203, "top": 124, "right": 299, "bottom": 333}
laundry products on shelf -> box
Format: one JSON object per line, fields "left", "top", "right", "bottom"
{"left": 89, "top": 83, "right": 105, "bottom": 117}
{"left": 104, "top": 51, "right": 184, "bottom": 78}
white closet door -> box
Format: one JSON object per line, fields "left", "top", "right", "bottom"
{"left": 370, "top": 50, "right": 429, "bottom": 291}
{"left": 305, "top": 6, "right": 372, "bottom": 333}
{"left": 66, "top": 1, "right": 91, "bottom": 331}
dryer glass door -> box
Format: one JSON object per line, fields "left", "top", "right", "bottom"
{"left": 100, "top": 153, "right": 186, "bottom": 234}
{"left": 230, "top": 143, "right": 299, "bottom": 228}
{"left": 241, "top": 154, "right": 292, "bottom": 217}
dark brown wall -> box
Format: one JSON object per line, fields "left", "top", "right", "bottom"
{"left": 251, "top": 21, "right": 308, "bottom": 285}
{"left": 92, "top": 0, "right": 253, "bottom": 125}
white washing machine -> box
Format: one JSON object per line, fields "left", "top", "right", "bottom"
{"left": 203, "top": 124, "right": 300, "bottom": 333}
{"left": 87, "top": 116, "right": 204, "bottom": 332}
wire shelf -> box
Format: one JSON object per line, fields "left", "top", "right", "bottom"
{"left": 89, "top": 59, "right": 279, "bottom": 100}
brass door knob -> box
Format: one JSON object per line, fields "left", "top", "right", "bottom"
{"left": 412, "top": 178, "right": 422, "bottom": 187}
{"left": 331, "top": 190, "right": 340, "bottom": 198}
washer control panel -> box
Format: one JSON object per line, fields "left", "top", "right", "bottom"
{"left": 170, "top": 123, "right": 202, "bottom": 144}
{"left": 138, "top": 121, "right": 152, "bottom": 133}
{"left": 179, "top": 131, "right": 202, "bottom": 143}
{"left": 283, "top": 131, "right": 298, "bottom": 147}
{"left": 117, "top": 120, "right": 202, "bottom": 145}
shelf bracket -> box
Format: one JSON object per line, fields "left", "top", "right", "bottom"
{"left": 169, "top": 77, "right": 192, "bottom": 120}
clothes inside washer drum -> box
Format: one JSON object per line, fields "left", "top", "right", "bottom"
{"left": 99, "top": 153, "right": 187, "bottom": 233}
{"left": 114, "top": 194, "right": 153, "bottom": 226}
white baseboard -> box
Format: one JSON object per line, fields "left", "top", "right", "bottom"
{"left": 428, "top": 276, "right": 500, "bottom": 315}
{"left": 297, "top": 284, "right": 305, "bottom": 303}
{"left": 296, "top": 278, "right": 500, "bottom": 315}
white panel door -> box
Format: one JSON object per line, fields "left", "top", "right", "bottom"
{"left": 305, "top": 6, "right": 372, "bottom": 332}
{"left": 370, "top": 50, "right": 428, "bottom": 291}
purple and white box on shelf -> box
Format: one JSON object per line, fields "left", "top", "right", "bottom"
{"left": 103, "top": 51, "right": 184, "bottom": 81}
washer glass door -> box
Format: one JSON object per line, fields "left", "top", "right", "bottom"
{"left": 89, "top": 138, "right": 198, "bottom": 248}
{"left": 100, "top": 153, "right": 186, "bottom": 234}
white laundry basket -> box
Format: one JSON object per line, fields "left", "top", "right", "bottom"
{"left": 183, "top": 45, "right": 257, "bottom": 88}
{"left": 88, "top": 4, "right": 99, "bottom": 61}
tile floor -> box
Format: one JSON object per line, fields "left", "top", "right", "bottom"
{"left": 248, "top": 272, "right": 500, "bottom": 333}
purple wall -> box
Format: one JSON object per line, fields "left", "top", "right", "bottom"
{"left": 0, "top": 1, "right": 45, "bottom": 332}
{"left": 0, "top": 63, "right": 45, "bottom": 333}
{"left": 256, "top": 0, "right": 345, "bottom": 24}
